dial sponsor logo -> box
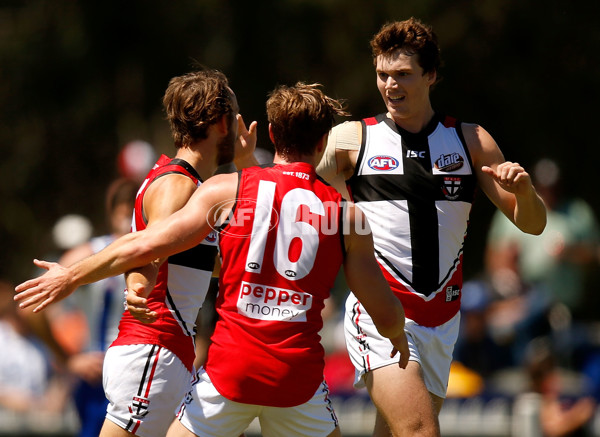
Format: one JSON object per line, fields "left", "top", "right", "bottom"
{"left": 435, "top": 153, "right": 464, "bottom": 172}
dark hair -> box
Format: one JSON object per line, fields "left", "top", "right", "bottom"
{"left": 371, "top": 17, "right": 441, "bottom": 79}
{"left": 163, "top": 69, "right": 235, "bottom": 148}
{"left": 266, "top": 82, "right": 348, "bottom": 159}
{"left": 105, "top": 177, "right": 138, "bottom": 216}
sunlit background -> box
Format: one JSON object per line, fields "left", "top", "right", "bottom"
{"left": 1, "top": 1, "right": 600, "bottom": 435}
{"left": 2, "top": 0, "right": 598, "bottom": 283}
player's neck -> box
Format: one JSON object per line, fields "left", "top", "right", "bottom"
{"left": 174, "top": 147, "right": 217, "bottom": 181}
{"left": 273, "top": 152, "right": 316, "bottom": 168}
{"left": 388, "top": 104, "right": 435, "bottom": 134}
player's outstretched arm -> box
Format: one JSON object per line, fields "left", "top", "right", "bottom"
{"left": 15, "top": 174, "right": 238, "bottom": 313}
{"left": 14, "top": 228, "right": 166, "bottom": 313}
{"left": 342, "top": 202, "right": 409, "bottom": 368}
{"left": 15, "top": 259, "right": 81, "bottom": 312}
{"left": 481, "top": 160, "right": 546, "bottom": 234}
{"left": 14, "top": 230, "right": 172, "bottom": 313}
{"left": 464, "top": 123, "right": 546, "bottom": 235}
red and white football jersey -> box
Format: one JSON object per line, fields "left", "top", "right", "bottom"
{"left": 347, "top": 114, "right": 477, "bottom": 327}
{"left": 112, "top": 155, "right": 218, "bottom": 371}
{"left": 205, "top": 162, "right": 344, "bottom": 407}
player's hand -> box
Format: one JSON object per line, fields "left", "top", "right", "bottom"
{"left": 233, "top": 114, "right": 258, "bottom": 168}
{"left": 124, "top": 263, "right": 159, "bottom": 323}
{"left": 14, "top": 259, "right": 77, "bottom": 313}
{"left": 389, "top": 331, "right": 410, "bottom": 369}
{"left": 481, "top": 161, "right": 534, "bottom": 197}
{"left": 126, "top": 286, "right": 158, "bottom": 324}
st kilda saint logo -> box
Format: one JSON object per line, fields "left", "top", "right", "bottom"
{"left": 128, "top": 396, "right": 150, "bottom": 420}
{"left": 442, "top": 177, "right": 462, "bottom": 200}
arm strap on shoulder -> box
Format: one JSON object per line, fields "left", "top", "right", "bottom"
{"left": 317, "top": 121, "right": 361, "bottom": 180}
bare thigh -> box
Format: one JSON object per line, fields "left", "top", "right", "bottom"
{"left": 99, "top": 419, "right": 136, "bottom": 437}
{"left": 365, "top": 361, "right": 440, "bottom": 437}
{"left": 166, "top": 419, "right": 197, "bottom": 437}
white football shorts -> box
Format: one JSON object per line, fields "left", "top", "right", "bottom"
{"left": 176, "top": 367, "right": 339, "bottom": 437}
{"left": 103, "top": 344, "right": 193, "bottom": 437}
{"left": 344, "top": 292, "right": 460, "bottom": 398}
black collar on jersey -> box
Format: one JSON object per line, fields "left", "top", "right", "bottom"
{"left": 169, "top": 158, "right": 202, "bottom": 182}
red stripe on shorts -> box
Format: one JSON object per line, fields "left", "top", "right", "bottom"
{"left": 132, "top": 420, "right": 141, "bottom": 434}
{"left": 144, "top": 346, "right": 162, "bottom": 398}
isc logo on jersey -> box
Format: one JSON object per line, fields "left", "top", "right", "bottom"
{"left": 368, "top": 155, "right": 399, "bottom": 171}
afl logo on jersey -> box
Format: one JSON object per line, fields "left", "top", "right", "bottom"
{"left": 368, "top": 155, "right": 399, "bottom": 171}
{"left": 205, "top": 231, "right": 217, "bottom": 243}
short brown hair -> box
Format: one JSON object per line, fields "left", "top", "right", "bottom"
{"left": 371, "top": 17, "right": 441, "bottom": 77}
{"left": 163, "top": 69, "right": 235, "bottom": 148}
{"left": 266, "top": 82, "right": 348, "bottom": 159}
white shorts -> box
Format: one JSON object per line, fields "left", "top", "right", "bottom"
{"left": 103, "top": 344, "right": 193, "bottom": 437}
{"left": 344, "top": 292, "right": 460, "bottom": 398}
{"left": 176, "top": 367, "right": 339, "bottom": 437}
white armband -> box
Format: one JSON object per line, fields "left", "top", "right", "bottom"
{"left": 317, "top": 121, "right": 361, "bottom": 199}
{"left": 333, "top": 120, "right": 361, "bottom": 151}
{"left": 317, "top": 121, "right": 361, "bottom": 177}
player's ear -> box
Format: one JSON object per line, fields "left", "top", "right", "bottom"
{"left": 316, "top": 134, "right": 327, "bottom": 154}
{"left": 216, "top": 114, "right": 229, "bottom": 135}
{"left": 268, "top": 123, "right": 275, "bottom": 145}
{"left": 426, "top": 70, "right": 437, "bottom": 86}
{"left": 313, "top": 134, "right": 327, "bottom": 165}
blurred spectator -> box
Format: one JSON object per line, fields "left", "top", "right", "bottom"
{"left": 485, "top": 157, "right": 600, "bottom": 379}
{"left": 0, "top": 279, "right": 70, "bottom": 414}
{"left": 485, "top": 268, "right": 554, "bottom": 368}
{"left": 524, "top": 337, "right": 596, "bottom": 437}
{"left": 452, "top": 279, "right": 514, "bottom": 382}
{"left": 486, "top": 158, "right": 600, "bottom": 319}
{"left": 30, "top": 177, "right": 138, "bottom": 437}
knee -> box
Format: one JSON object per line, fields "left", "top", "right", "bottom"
{"left": 392, "top": 415, "right": 440, "bottom": 437}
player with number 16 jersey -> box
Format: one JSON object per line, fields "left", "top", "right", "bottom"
{"left": 207, "top": 162, "right": 344, "bottom": 407}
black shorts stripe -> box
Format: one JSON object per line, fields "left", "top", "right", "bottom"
{"left": 137, "top": 345, "right": 158, "bottom": 396}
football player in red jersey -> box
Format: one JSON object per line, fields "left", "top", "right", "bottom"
{"left": 16, "top": 68, "right": 257, "bottom": 437}
{"left": 16, "top": 82, "right": 409, "bottom": 437}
